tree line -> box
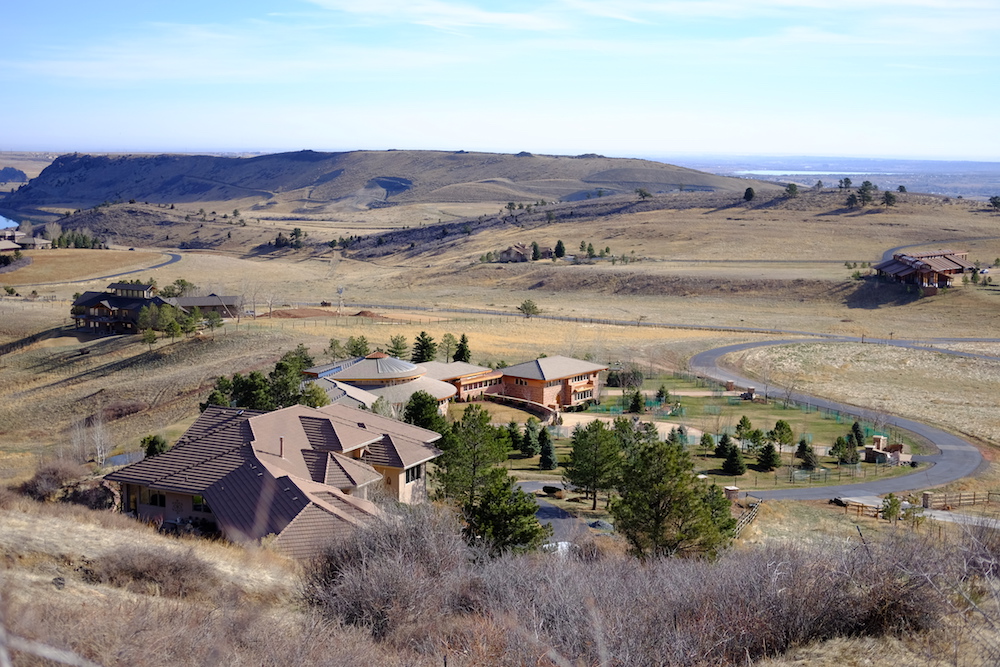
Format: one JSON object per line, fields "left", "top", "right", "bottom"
{"left": 327, "top": 331, "right": 472, "bottom": 363}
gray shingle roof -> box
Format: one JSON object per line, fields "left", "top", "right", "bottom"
{"left": 501, "top": 355, "right": 607, "bottom": 381}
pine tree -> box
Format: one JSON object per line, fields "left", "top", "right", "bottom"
{"left": 612, "top": 437, "right": 732, "bottom": 559}
{"left": 715, "top": 432, "right": 734, "bottom": 458}
{"left": 554, "top": 240, "right": 565, "bottom": 258}
{"left": 411, "top": 331, "right": 437, "bottom": 363}
{"left": 538, "top": 427, "right": 557, "bottom": 470}
{"left": 506, "top": 420, "right": 522, "bottom": 454}
{"left": 387, "top": 334, "right": 408, "bottom": 358}
{"left": 564, "top": 420, "right": 620, "bottom": 510}
{"left": 722, "top": 445, "right": 746, "bottom": 476}
{"left": 453, "top": 334, "right": 472, "bottom": 363}
{"left": 758, "top": 442, "right": 781, "bottom": 471}
{"left": 521, "top": 417, "right": 541, "bottom": 457}
{"left": 462, "top": 473, "right": 552, "bottom": 556}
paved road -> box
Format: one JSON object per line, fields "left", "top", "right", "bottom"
{"left": 688, "top": 340, "right": 987, "bottom": 500}
{"left": 517, "top": 481, "right": 591, "bottom": 542}
{"left": 10, "top": 251, "right": 183, "bottom": 287}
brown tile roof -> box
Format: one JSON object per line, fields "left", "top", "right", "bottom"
{"left": 272, "top": 504, "right": 362, "bottom": 560}
{"left": 105, "top": 403, "right": 435, "bottom": 555}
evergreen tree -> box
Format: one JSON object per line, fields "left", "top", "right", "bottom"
{"left": 462, "top": 474, "right": 552, "bottom": 556}
{"left": 743, "top": 187, "right": 755, "bottom": 202}
{"left": 554, "top": 240, "right": 565, "bottom": 258}
{"left": 230, "top": 371, "right": 274, "bottom": 410}
{"left": 521, "top": 417, "right": 541, "bottom": 457}
{"left": 387, "top": 334, "right": 409, "bottom": 358}
{"left": 403, "top": 390, "right": 449, "bottom": 434}
{"left": 439, "top": 333, "right": 458, "bottom": 362}
{"left": 769, "top": 419, "right": 794, "bottom": 454}
{"left": 851, "top": 421, "right": 866, "bottom": 449}
{"left": 141, "top": 434, "right": 169, "bottom": 458}
{"left": 715, "top": 432, "right": 734, "bottom": 458}
{"left": 538, "top": 427, "right": 557, "bottom": 470}
{"left": 345, "top": 335, "right": 370, "bottom": 357}
{"left": 735, "top": 415, "right": 753, "bottom": 448}
{"left": 700, "top": 432, "right": 715, "bottom": 456}
{"left": 655, "top": 384, "right": 670, "bottom": 404}
{"left": 564, "top": 420, "right": 620, "bottom": 510}
{"left": 452, "top": 334, "right": 472, "bottom": 363}
{"left": 506, "top": 420, "right": 522, "bottom": 454}
{"left": 435, "top": 404, "right": 508, "bottom": 507}
{"left": 299, "top": 382, "right": 331, "bottom": 408}
{"left": 758, "top": 442, "right": 782, "bottom": 471}
{"left": 612, "top": 437, "right": 733, "bottom": 559}
{"left": 628, "top": 389, "right": 645, "bottom": 413}
{"left": 411, "top": 331, "right": 437, "bottom": 363}
{"left": 722, "top": 444, "right": 746, "bottom": 476}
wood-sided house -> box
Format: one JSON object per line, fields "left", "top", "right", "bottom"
{"left": 500, "top": 356, "right": 607, "bottom": 410}
{"left": 105, "top": 403, "right": 442, "bottom": 559}
{"left": 71, "top": 283, "right": 178, "bottom": 334}
{"left": 874, "top": 250, "right": 974, "bottom": 289}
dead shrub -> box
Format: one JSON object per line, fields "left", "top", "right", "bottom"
{"left": 0, "top": 485, "right": 19, "bottom": 509}
{"left": 18, "top": 460, "right": 85, "bottom": 501}
{"left": 63, "top": 482, "right": 116, "bottom": 510}
{"left": 94, "top": 400, "right": 149, "bottom": 423}
{"left": 81, "top": 545, "right": 218, "bottom": 599}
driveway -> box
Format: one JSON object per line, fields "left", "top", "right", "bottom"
{"left": 688, "top": 340, "right": 986, "bottom": 500}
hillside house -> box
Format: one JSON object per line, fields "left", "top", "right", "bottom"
{"left": 0, "top": 229, "right": 25, "bottom": 243}
{"left": 500, "top": 356, "right": 607, "bottom": 410}
{"left": 0, "top": 240, "right": 20, "bottom": 254}
{"left": 874, "top": 250, "right": 974, "bottom": 288}
{"left": 71, "top": 282, "right": 178, "bottom": 334}
{"left": 16, "top": 236, "right": 52, "bottom": 249}
{"left": 498, "top": 243, "right": 554, "bottom": 263}
{"left": 105, "top": 403, "right": 442, "bottom": 559}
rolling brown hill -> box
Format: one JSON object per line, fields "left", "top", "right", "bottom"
{"left": 1, "top": 149, "right": 778, "bottom": 216}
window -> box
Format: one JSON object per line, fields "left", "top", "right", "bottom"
{"left": 515, "top": 378, "right": 527, "bottom": 386}
{"left": 140, "top": 487, "right": 166, "bottom": 507}
{"left": 192, "top": 495, "right": 211, "bottom": 513}
{"left": 405, "top": 465, "right": 423, "bottom": 484}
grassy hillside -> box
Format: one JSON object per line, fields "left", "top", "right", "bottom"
{"left": 1, "top": 149, "right": 779, "bottom": 218}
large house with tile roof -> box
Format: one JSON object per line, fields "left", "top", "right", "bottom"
{"left": 105, "top": 403, "right": 442, "bottom": 559}
{"left": 500, "top": 356, "right": 607, "bottom": 410}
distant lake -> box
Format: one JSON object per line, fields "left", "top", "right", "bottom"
{"left": 735, "top": 170, "right": 901, "bottom": 176}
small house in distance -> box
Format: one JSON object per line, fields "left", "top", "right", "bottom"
{"left": 874, "top": 250, "right": 974, "bottom": 289}
{"left": 165, "top": 293, "right": 242, "bottom": 318}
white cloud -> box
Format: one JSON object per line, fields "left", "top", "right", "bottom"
{"left": 304, "top": 0, "right": 567, "bottom": 31}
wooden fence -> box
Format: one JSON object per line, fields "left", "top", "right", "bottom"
{"left": 733, "top": 501, "right": 762, "bottom": 539}
{"left": 922, "top": 491, "right": 1000, "bottom": 509}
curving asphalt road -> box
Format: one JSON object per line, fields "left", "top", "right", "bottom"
{"left": 688, "top": 340, "right": 987, "bottom": 500}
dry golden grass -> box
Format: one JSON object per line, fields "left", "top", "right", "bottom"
{"left": 732, "top": 342, "right": 1000, "bottom": 448}
{"left": 1, "top": 248, "right": 162, "bottom": 286}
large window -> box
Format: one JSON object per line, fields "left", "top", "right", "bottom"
{"left": 405, "top": 465, "right": 423, "bottom": 484}
{"left": 139, "top": 487, "right": 166, "bottom": 507}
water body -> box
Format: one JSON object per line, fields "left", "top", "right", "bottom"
{"left": 735, "top": 170, "right": 901, "bottom": 176}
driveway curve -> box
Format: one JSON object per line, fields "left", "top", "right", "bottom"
{"left": 688, "top": 340, "right": 986, "bottom": 500}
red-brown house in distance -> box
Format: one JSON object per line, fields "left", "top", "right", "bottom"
{"left": 873, "top": 250, "right": 974, "bottom": 289}
{"left": 500, "top": 356, "right": 607, "bottom": 410}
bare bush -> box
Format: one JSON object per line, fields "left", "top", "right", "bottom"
{"left": 81, "top": 545, "right": 219, "bottom": 599}
{"left": 305, "top": 504, "right": 956, "bottom": 666}
{"left": 18, "top": 460, "right": 85, "bottom": 501}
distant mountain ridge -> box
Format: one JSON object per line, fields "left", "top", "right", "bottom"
{"left": 3, "top": 149, "right": 775, "bottom": 213}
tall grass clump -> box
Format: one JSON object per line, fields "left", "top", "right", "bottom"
{"left": 81, "top": 545, "right": 219, "bottom": 599}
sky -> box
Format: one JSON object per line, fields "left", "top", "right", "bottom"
{"left": 2, "top": 1, "right": 998, "bottom": 160}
